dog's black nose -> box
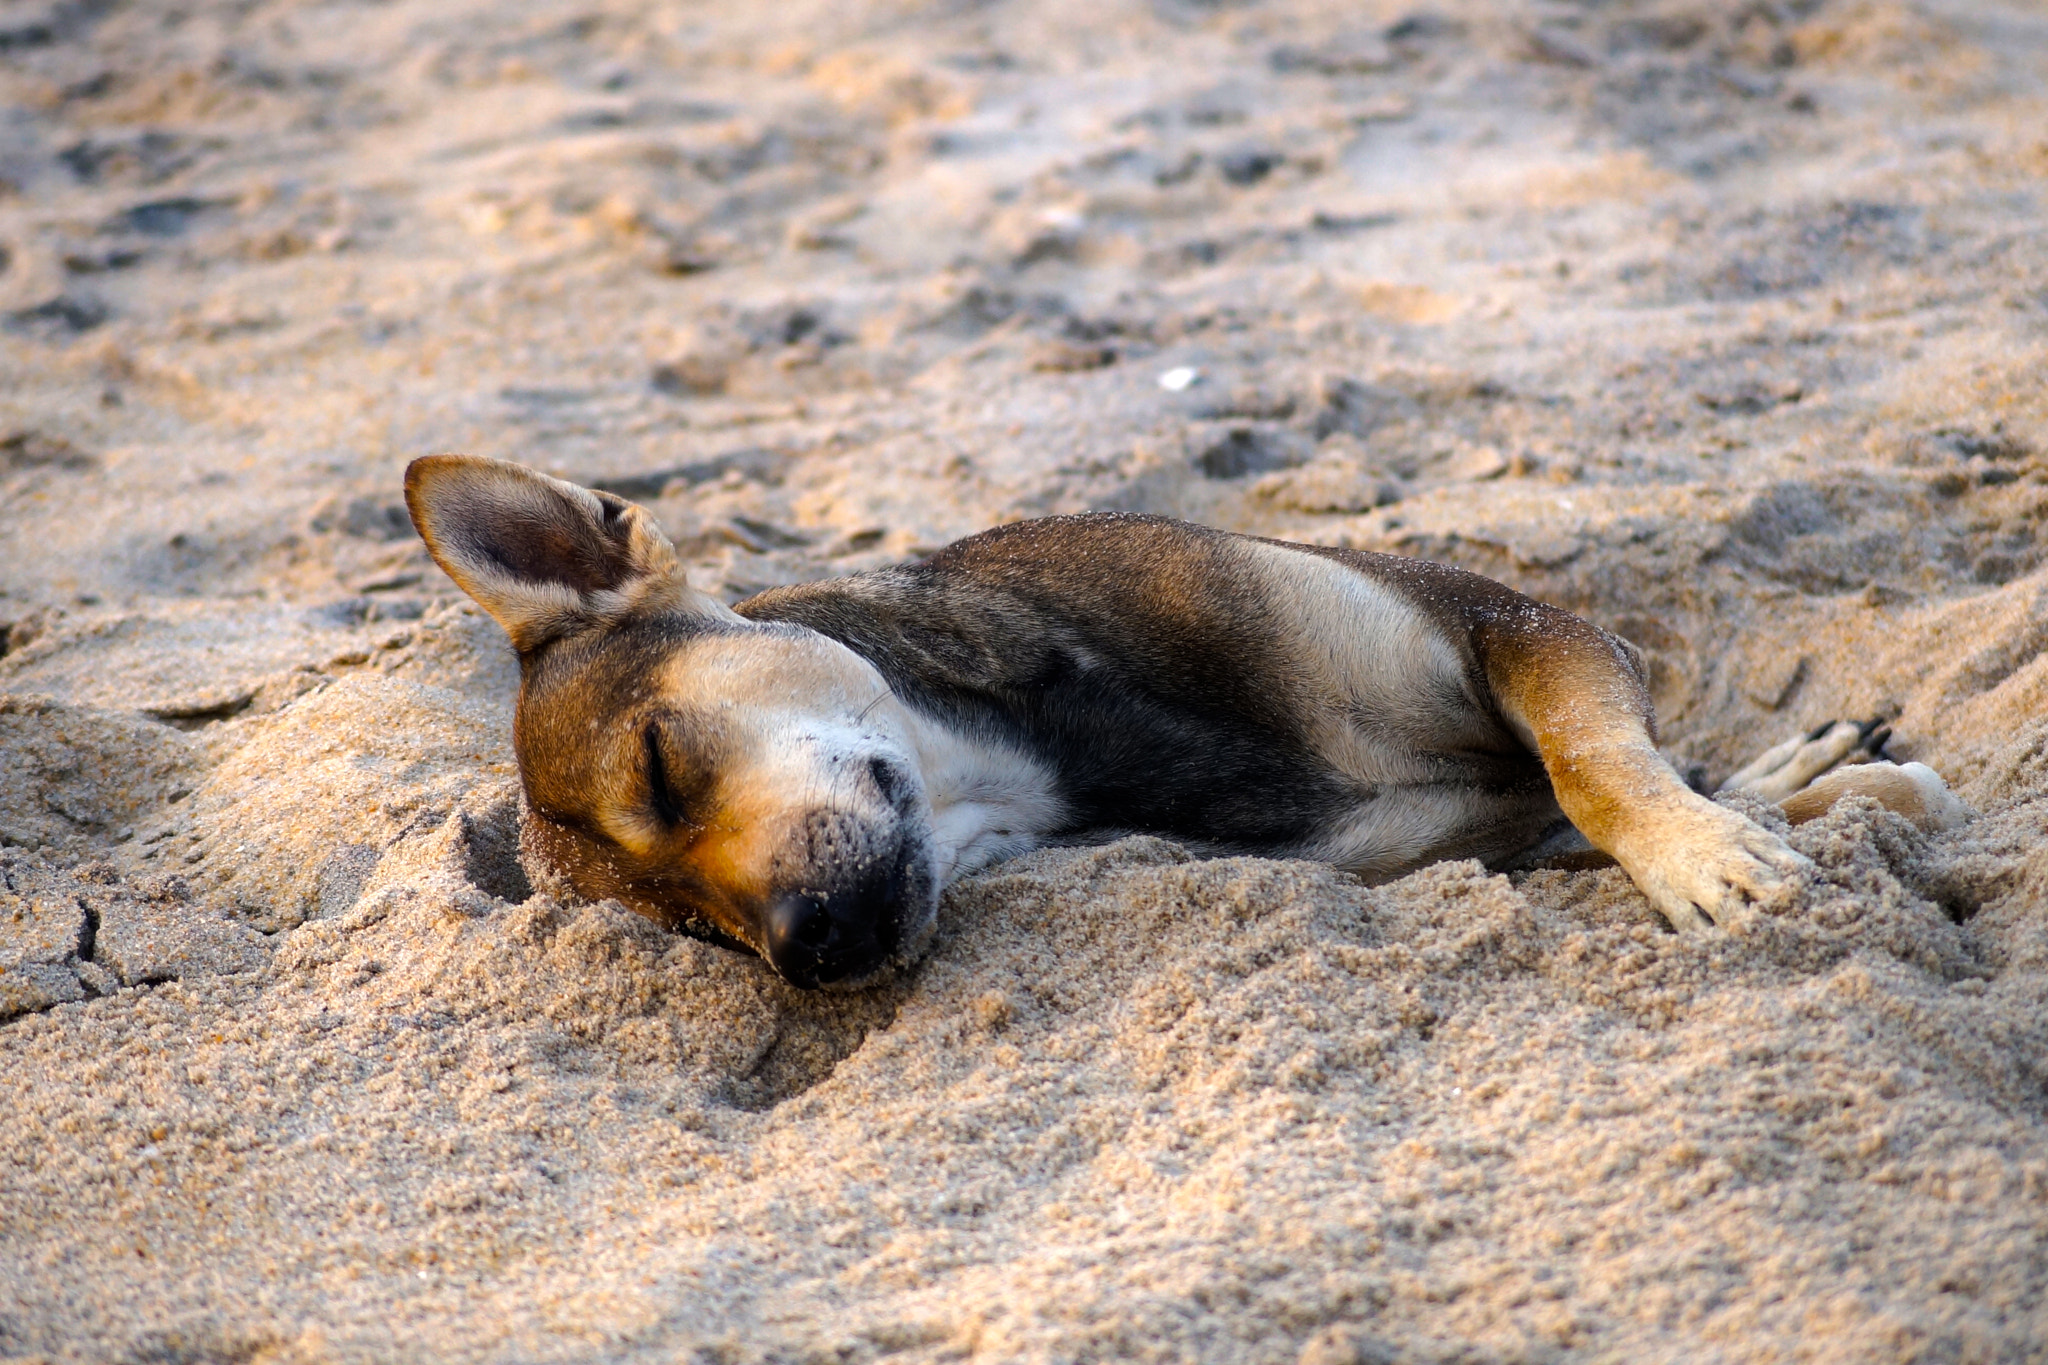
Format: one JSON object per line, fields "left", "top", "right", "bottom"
{"left": 762, "top": 863, "right": 905, "bottom": 989}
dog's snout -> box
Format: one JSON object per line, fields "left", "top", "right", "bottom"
{"left": 764, "top": 893, "right": 835, "bottom": 971}
{"left": 762, "top": 855, "right": 909, "bottom": 989}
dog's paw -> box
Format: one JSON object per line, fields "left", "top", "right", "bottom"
{"left": 1779, "top": 758, "right": 1971, "bottom": 832}
{"left": 1719, "top": 717, "right": 1890, "bottom": 803}
{"left": 1621, "top": 795, "right": 1811, "bottom": 934}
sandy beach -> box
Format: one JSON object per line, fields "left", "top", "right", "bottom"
{"left": 4, "top": 0, "right": 2048, "bottom": 1359}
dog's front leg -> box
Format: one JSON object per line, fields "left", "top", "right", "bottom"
{"left": 1478, "top": 612, "right": 1809, "bottom": 932}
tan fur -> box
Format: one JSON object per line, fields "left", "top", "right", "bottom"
{"left": 1239, "top": 541, "right": 1566, "bottom": 874}
{"left": 1725, "top": 721, "right": 1867, "bottom": 803}
{"left": 1479, "top": 612, "right": 1807, "bottom": 932}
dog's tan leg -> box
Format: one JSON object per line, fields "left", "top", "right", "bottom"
{"left": 1479, "top": 616, "right": 1808, "bottom": 932}
{"left": 1516, "top": 749, "right": 1967, "bottom": 878}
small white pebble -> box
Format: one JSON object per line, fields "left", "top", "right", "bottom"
{"left": 1157, "top": 366, "right": 1200, "bottom": 392}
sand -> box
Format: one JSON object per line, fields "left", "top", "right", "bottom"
{"left": 3, "top": 0, "right": 2048, "bottom": 1359}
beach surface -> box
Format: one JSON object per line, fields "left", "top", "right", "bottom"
{"left": 3, "top": 0, "right": 2048, "bottom": 1360}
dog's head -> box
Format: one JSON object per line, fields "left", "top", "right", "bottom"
{"left": 404, "top": 454, "right": 937, "bottom": 988}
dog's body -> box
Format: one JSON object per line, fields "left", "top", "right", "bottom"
{"left": 406, "top": 456, "right": 1964, "bottom": 988}
{"left": 736, "top": 518, "right": 1654, "bottom": 881}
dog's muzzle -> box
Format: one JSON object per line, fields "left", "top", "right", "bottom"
{"left": 762, "top": 839, "right": 923, "bottom": 989}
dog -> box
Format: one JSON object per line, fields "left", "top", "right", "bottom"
{"left": 404, "top": 455, "right": 1965, "bottom": 989}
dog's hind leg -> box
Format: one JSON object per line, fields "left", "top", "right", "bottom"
{"left": 1774, "top": 761, "right": 1969, "bottom": 830}
{"left": 1720, "top": 720, "right": 1968, "bottom": 832}
{"left": 1719, "top": 718, "right": 1887, "bottom": 801}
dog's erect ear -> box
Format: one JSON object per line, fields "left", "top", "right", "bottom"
{"left": 405, "top": 454, "right": 723, "bottom": 651}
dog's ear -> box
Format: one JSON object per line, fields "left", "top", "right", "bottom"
{"left": 405, "top": 454, "right": 722, "bottom": 651}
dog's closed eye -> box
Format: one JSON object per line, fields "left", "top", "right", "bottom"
{"left": 644, "top": 723, "right": 709, "bottom": 830}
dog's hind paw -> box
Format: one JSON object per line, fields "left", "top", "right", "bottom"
{"left": 1718, "top": 717, "right": 1889, "bottom": 803}
{"left": 1779, "top": 759, "right": 1970, "bottom": 832}
{"left": 1620, "top": 794, "right": 1812, "bottom": 935}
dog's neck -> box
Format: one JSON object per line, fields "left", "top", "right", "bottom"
{"left": 893, "top": 702, "right": 1067, "bottom": 886}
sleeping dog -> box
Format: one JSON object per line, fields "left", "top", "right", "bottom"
{"left": 404, "top": 455, "right": 1964, "bottom": 989}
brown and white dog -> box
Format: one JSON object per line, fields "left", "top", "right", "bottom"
{"left": 404, "top": 455, "right": 1965, "bottom": 989}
